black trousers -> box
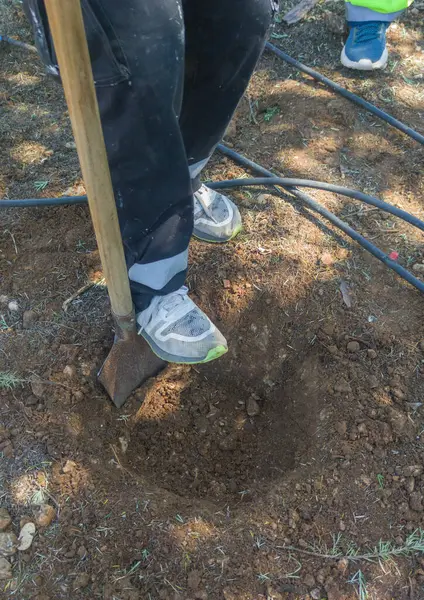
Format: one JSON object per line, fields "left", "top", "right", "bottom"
{"left": 25, "top": 0, "right": 276, "bottom": 312}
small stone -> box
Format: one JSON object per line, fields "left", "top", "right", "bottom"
{"left": 25, "top": 396, "right": 38, "bottom": 406}
{"left": 65, "top": 141, "right": 77, "bottom": 149}
{"left": 22, "top": 310, "right": 37, "bottom": 329}
{"left": 387, "top": 408, "right": 409, "bottom": 437}
{"left": 63, "top": 365, "right": 77, "bottom": 378}
{"left": 412, "top": 263, "right": 424, "bottom": 273}
{"left": 339, "top": 520, "right": 346, "bottom": 531}
{"left": 406, "top": 477, "right": 415, "bottom": 494}
{"left": 0, "top": 295, "right": 8, "bottom": 305}
{"left": 256, "top": 193, "right": 272, "bottom": 205}
{"left": 223, "top": 279, "right": 231, "bottom": 289}
{"left": 347, "top": 341, "right": 360, "bottom": 352}
{"left": 2, "top": 444, "right": 13, "bottom": 459}
{"left": 34, "top": 504, "right": 56, "bottom": 528}
{"left": 419, "top": 341, "right": 424, "bottom": 351}
{"left": 246, "top": 396, "right": 260, "bottom": 417}
{"left": 320, "top": 252, "right": 334, "bottom": 266}
{"left": 335, "top": 421, "right": 347, "bottom": 435}
{"left": 0, "top": 532, "right": 18, "bottom": 557}
{"left": 367, "top": 349, "right": 377, "bottom": 359}
{"left": 409, "top": 492, "right": 423, "bottom": 512}
{"left": 321, "top": 323, "right": 335, "bottom": 336}
{"left": 187, "top": 570, "right": 201, "bottom": 590}
{"left": 328, "top": 345, "right": 338, "bottom": 355}
{"left": 391, "top": 388, "right": 405, "bottom": 401}
{"left": 30, "top": 380, "right": 45, "bottom": 399}
{"left": 369, "top": 375, "right": 379, "bottom": 389}
{"left": 0, "top": 509, "right": 12, "bottom": 531}
{"left": 316, "top": 570, "right": 326, "bottom": 584}
{"left": 357, "top": 422, "right": 367, "bottom": 435}
{"left": 73, "top": 573, "right": 90, "bottom": 589}
{"left": 8, "top": 300, "right": 19, "bottom": 312}
{"left": 310, "top": 590, "right": 321, "bottom": 600}
{"left": 195, "top": 591, "right": 208, "bottom": 600}
{"left": 0, "top": 557, "right": 12, "bottom": 580}
{"left": 77, "top": 545, "right": 87, "bottom": 559}
{"left": 17, "top": 523, "right": 36, "bottom": 551}
{"left": 303, "top": 574, "right": 315, "bottom": 587}
{"left": 334, "top": 379, "right": 351, "bottom": 393}
{"left": 63, "top": 460, "right": 77, "bottom": 474}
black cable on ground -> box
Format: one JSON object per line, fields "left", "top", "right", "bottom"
{"left": 266, "top": 42, "right": 424, "bottom": 147}
{"left": 1, "top": 42, "right": 423, "bottom": 293}
{"left": 213, "top": 176, "right": 424, "bottom": 295}
{"left": 0, "top": 195, "right": 87, "bottom": 208}
{"left": 217, "top": 145, "right": 424, "bottom": 231}
{"left": 3, "top": 157, "right": 423, "bottom": 232}
{"left": 217, "top": 145, "right": 424, "bottom": 295}
{"left": 0, "top": 35, "right": 37, "bottom": 53}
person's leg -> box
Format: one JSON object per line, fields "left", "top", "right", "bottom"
{"left": 25, "top": 0, "right": 227, "bottom": 363}
{"left": 88, "top": 0, "right": 228, "bottom": 363}
{"left": 341, "top": 0, "right": 412, "bottom": 69}
{"left": 90, "top": 0, "right": 191, "bottom": 313}
{"left": 180, "top": 0, "right": 276, "bottom": 242}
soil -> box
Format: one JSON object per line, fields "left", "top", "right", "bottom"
{"left": 1, "top": 1, "right": 424, "bottom": 599}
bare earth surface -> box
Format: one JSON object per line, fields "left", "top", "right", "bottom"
{"left": 1, "top": 1, "right": 424, "bottom": 598}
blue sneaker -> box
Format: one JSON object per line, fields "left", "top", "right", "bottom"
{"left": 341, "top": 21, "right": 389, "bottom": 70}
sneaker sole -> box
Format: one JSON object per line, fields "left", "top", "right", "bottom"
{"left": 341, "top": 47, "right": 388, "bottom": 71}
{"left": 192, "top": 223, "right": 243, "bottom": 244}
{"left": 139, "top": 330, "right": 228, "bottom": 364}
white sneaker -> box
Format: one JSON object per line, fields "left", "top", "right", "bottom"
{"left": 193, "top": 185, "right": 242, "bottom": 243}
{"left": 137, "top": 286, "right": 228, "bottom": 364}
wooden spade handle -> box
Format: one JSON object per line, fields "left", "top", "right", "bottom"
{"left": 44, "top": 0, "right": 133, "bottom": 317}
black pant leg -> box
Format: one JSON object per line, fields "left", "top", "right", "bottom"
{"left": 181, "top": 0, "right": 276, "bottom": 188}
{"left": 25, "top": 0, "right": 193, "bottom": 313}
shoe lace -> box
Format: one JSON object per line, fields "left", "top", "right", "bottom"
{"left": 194, "top": 186, "right": 219, "bottom": 223}
{"left": 354, "top": 22, "right": 383, "bottom": 44}
{"left": 138, "top": 286, "right": 190, "bottom": 331}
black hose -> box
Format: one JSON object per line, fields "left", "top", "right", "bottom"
{"left": 0, "top": 35, "right": 37, "bottom": 53}
{"left": 1, "top": 43, "right": 423, "bottom": 293}
{"left": 0, "top": 196, "right": 87, "bottom": 208}
{"left": 216, "top": 145, "right": 424, "bottom": 231}
{"left": 4, "top": 165, "right": 423, "bottom": 232}
{"left": 213, "top": 176, "right": 424, "bottom": 294}
{"left": 216, "top": 145, "right": 424, "bottom": 295}
{"left": 2, "top": 149, "right": 424, "bottom": 294}
{"left": 266, "top": 42, "right": 424, "bottom": 147}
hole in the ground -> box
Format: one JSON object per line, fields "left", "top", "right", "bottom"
{"left": 124, "top": 351, "right": 324, "bottom": 501}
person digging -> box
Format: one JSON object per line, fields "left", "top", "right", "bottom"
{"left": 25, "top": 0, "right": 278, "bottom": 365}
